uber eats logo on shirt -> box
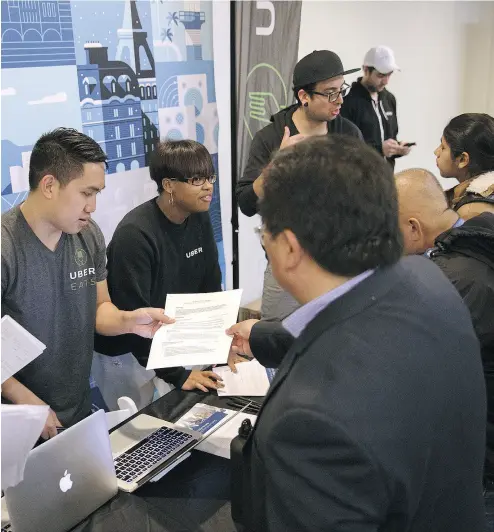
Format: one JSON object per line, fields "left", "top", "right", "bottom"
{"left": 69, "top": 248, "right": 96, "bottom": 290}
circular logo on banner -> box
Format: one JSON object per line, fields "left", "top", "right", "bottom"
{"left": 244, "top": 63, "right": 289, "bottom": 140}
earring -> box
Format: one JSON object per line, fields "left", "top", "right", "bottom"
{"left": 169, "top": 192, "right": 174, "bottom": 206}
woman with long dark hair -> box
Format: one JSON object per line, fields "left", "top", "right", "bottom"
{"left": 434, "top": 113, "right": 494, "bottom": 219}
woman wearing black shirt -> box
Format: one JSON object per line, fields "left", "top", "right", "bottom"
{"left": 94, "top": 140, "right": 224, "bottom": 409}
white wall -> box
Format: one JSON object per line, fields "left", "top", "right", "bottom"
{"left": 213, "top": 0, "right": 234, "bottom": 290}
{"left": 299, "top": 1, "right": 494, "bottom": 186}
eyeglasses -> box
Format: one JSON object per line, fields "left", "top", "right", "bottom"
{"left": 310, "top": 83, "right": 350, "bottom": 103}
{"left": 170, "top": 175, "right": 217, "bottom": 187}
{"left": 254, "top": 224, "right": 265, "bottom": 245}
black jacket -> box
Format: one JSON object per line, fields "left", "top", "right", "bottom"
{"left": 430, "top": 212, "right": 494, "bottom": 479}
{"left": 341, "top": 78, "right": 399, "bottom": 163}
{"left": 235, "top": 257, "right": 486, "bottom": 532}
{"left": 236, "top": 105, "right": 363, "bottom": 217}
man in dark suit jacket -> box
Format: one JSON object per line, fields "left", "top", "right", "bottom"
{"left": 227, "top": 136, "right": 486, "bottom": 532}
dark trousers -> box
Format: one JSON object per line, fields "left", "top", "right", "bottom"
{"left": 485, "top": 480, "right": 494, "bottom": 531}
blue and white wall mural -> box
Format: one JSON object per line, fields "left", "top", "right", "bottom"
{"left": 1, "top": 0, "right": 226, "bottom": 284}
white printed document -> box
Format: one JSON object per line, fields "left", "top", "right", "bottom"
{"left": 146, "top": 290, "right": 242, "bottom": 370}
{"left": 216, "top": 360, "right": 277, "bottom": 397}
{"left": 1, "top": 316, "right": 46, "bottom": 383}
{"left": 1, "top": 404, "right": 49, "bottom": 489}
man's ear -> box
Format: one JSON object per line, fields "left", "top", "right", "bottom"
{"left": 408, "top": 217, "right": 422, "bottom": 241}
{"left": 298, "top": 88, "right": 311, "bottom": 107}
{"left": 38, "top": 174, "right": 58, "bottom": 199}
{"left": 282, "top": 229, "right": 305, "bottom": 270}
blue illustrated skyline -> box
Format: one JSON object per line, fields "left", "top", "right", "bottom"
{"left": 1, "top": 0, "right": 76, "bottom": 69}
{"left": 1, "top": 0, "right": 225, "bottom": 285}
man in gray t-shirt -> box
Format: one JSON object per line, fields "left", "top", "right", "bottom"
{"left": 1, "top": 128, "right": 173, "bottom": 437}
{"left": 2, "top": 211, "right": 106, "bottom": 425}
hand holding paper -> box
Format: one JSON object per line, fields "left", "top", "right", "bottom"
{"left": 226, "top": 319, "right": 259, "bottom": 359}
{"left": 147, "top": 290, "right": 242, "bottom": 370}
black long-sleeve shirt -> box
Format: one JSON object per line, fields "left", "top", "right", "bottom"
{"left": 236, "top": 104, "right": 363, "bottom": 217}
{"left": 94, "top": 198, "right": 222, "bottom": 387}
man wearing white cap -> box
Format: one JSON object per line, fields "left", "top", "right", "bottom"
{"left": 341, "top": 45, "right": 413, "bottom": 167}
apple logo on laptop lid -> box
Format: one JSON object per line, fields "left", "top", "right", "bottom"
{"left": 59, "top": 470, "right": 73, "bottom": 493}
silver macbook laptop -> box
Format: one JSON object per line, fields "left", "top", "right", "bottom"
{"left": 4, "top": 409, "right": 118, "bottom": 532}
{"left": 109, "top": 404, "right": 252, "bottom": 493}
{"left": 110, "top": 414, "right": 203, "bottom": 492}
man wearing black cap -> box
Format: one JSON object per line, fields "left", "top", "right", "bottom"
{"left": 236, "top": 50, "right": 362, "bottom": 218}
{"left": 236, "top": 50, "right": 363, "bottom": 322}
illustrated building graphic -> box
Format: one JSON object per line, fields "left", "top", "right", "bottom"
{"left": 77, "top": 42, "right": 146, "bottom": 175}
{"left": 115, "top": 0, "right": 159, "bottom": 161}
{"left": 1, "top": 0, "right": 76, "bottom": 68}
{"left": 179, "top": 2, "right": 205, "bottom": 61}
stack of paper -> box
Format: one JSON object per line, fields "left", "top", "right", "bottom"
{"left": 215, "top": 360, "right": 276, "bottom": 397}
{"left": 1, "top": 315, "right": 46, "bottom": 383}
{"left": 147, "top": 290, "right": 242, "bottom": 370}
{"left": 1, "top": 404, "right": 49, "bottom": 489}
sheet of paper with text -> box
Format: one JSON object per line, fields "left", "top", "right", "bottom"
{"left": 147, "top": 289, "right": 243, "bottom": 370}
{"left": 1, "top": 316, "right": 46, "bottom": 384}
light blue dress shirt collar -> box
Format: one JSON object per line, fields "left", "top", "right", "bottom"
{"left": 282, "top": 269, "right": 375, "bottom": 338}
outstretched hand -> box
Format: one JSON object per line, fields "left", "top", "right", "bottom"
{"left": 128, "top": 308, "right": 175, "bottom": 338}
{"left": 226, "top": 319, "right": 259, "bottom": 359}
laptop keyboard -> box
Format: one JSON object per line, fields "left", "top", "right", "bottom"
{"left": 114, "top": 426, "right": 195, "bottom": 484}
{"left": 2, "top": 523, "right": 12, "bottom": 532}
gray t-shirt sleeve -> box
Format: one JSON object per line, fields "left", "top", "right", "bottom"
{"left": 88, "top": 220, "right": 107, "bottom": 283}
{"left": 1, "top": 225, "right": 13, "bottom": 303}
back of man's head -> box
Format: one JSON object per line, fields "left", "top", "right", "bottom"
{"left": 395, "top": 169, "right": 455, "bottom": 254}
{"left": 260, "top": 135, "right": 403, "bottom": 277}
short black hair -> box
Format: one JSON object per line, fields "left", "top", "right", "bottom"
{"left": 149, "top": 139, "right": 215, "bottom": 193}
{"left": 443, "top": 113, "right": 494, "bottom": 178}
{"left": 29, "top": 128, "right": 108, "bottom": 190}
{"left": 260, "top": 135, "right": 403, "bottom": 276}
{"left": 293, "top": 82, "right": 316, "bottom": 106}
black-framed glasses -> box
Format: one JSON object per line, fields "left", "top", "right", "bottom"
{"left": 254, "top": 224, "right": 265, "bottom": 245}
{"left": 310, "top": 83, "right": 350, "bottom": 103}
{"left": 170, "top": 175, "right": 217, "bottom": 187}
